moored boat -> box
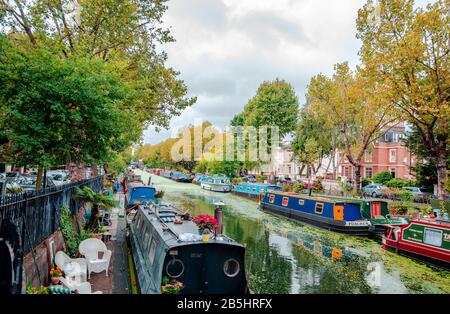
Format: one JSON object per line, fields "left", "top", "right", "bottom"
{"left": 171, "top": 171, "right": 193, "bottom": 183}
{"left": 260, "top": 191, "right": 373, "bottom": 235}
{"left": 192, "top": 174, "right": 207, "bottom": 186}
{"left": 128, "top": 203, "right": 249, "bottom": 294}
{"left": 232, "top": 182, "right": 282, "bottom": 200}
{"left": 382, "top": 219, "right": 450, "bottom": 269}
{"left": 200, "top": 174, "right": 232, "bottom": 193}
{"left": 310, "top": 195, "right": 410, "bottom": 233}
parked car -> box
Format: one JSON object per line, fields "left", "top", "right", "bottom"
{"left": 402, "top": 186, "right": 434, "bottom": 203}
{"left": 0, "top": 179, "right": 24, "bottom": 195}
{"left": 5, "top": 172, "right": 21, "bottom": 179}
{"left": 362, "top": 184, "right": 387, "bottom": 198}
{"left": 16, "top": 176, "right": 55, "bottom": 191}
{"left": 48, "top": 171, "right": 70, "bottom": 186}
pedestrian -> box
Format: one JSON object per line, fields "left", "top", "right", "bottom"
{"left": 113, "top": 179, "right": 120, "bottom": 194}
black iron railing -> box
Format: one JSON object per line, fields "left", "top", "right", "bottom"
{"left": 0, "top": 176, "right": 103, "bottom": 255}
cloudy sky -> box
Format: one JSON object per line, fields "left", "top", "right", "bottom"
{"left": 143, "top": 0, "right": 433, "bottom": 144}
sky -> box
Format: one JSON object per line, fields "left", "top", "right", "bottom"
{"left": 143, "top": 0, "right": 435, "bottom": 145}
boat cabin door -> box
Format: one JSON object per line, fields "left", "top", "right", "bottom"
{"left": 333, "top": 205, "right": 344, "bottom": 221}
{"left": 370, "top": 202, "right": 382, "bottom": 218}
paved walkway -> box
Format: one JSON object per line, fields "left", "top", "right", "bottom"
{"left": 90, "top": 192, "right": 130, "bottom": 294}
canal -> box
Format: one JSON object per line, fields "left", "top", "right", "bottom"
{"left": 137, "top": 170, "right": 450, "bottom": 294}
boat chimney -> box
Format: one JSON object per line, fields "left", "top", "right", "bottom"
{"left": 213, "top": 201, "right": 224, "bottom": 235}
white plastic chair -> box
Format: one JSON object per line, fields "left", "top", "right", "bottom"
{"left": 78, "top": 238, "right": 112, "bottom": 279}
{"left": 54, "top": 251, "right": 87, "bottom": 283}
{"left": 59, "top": 277, "right": 103, "bottom": 294}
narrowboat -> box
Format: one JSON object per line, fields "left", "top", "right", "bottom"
{"left": 171, "top": 171, "right": 193, "bottom": 183}
{"left": 200, "top": 174, "right": 232, "bottom": 193}
{"left": 125, "top": 182, "right": 156, "bottom": 211}
{"left": 232, "top": 182, "right": 282, "bottom": 200}
{"left": 311, "top": 195, "right": 410, "bottom": 232}
{"left": 383, "top": 219, "right": 450, "bottom": 269}
{"left": 260, "top": 191, "right": 373, "bottom": 235}
{"left": 128, "top": 203, "right": 249, "bottom": 294}
{"left": 192, "top": 174, "right": 207, "bottom": 186}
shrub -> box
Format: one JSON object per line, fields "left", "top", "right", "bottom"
{"left": 372, "top": 171, "right": 393, "bottom": 184}
{"left": 292, "top": 182, "right": 304, "bottom": 193}
{"left": 255, "top": 174, "right": 262, "bottom": 182}
{"left": 361, "top": 178, "right": 372, "bottom": 187}
{"left": 312, "top": 178, "right": 324, "bottom": 193}
{"left": 385, "top": 178, "right": 408, "bottom": 189}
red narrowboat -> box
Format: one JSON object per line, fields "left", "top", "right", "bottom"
{"left": 383, "top": 219, "right": 450, "bottom": 269}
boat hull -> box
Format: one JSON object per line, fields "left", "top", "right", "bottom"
{"left": 201, "top": 183, "right": 232, "bottom": 193}
{"left": 383, "top": 236, "right": 450, "bottom": 269}
{"left": 260, "top": 202, "right": 372, "bottom": 236}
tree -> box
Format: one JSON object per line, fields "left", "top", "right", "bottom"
{"left": 0, "top": 0, "right": 196, "bottom": 128}
{"left": 292, "top": 105, "right": 335, "bottom": 177}
{"left": 357, "top": 0, "right": 449, "bottom": 199}
{"left": 308, "top": 63, "right": 396, "bottom": 193}
{"left": 0, "top": 40, "right": 137, "bottom": 188}
{"left": 242, "top": 79, "right": 299, "bottom": 139}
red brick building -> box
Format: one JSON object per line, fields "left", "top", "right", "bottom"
{"left": 338, "top": 123, "right": 416, "bottom": 181}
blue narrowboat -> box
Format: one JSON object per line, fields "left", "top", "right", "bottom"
{"left": 170, "top": 171, "right": 193, "bottom": 183}
{"left": 232, "top": 182, "right": 282, "bottom": 200}
{"left": 260, "top": 191, "right": 373, "bottom": 235}
{"left": 126, "top": 182, "right": 156, "bottom": 209}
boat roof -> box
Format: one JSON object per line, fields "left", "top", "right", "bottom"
{"left": 267, "top": 190, "right": 359, "bottom": 204}
{"left": 138, "top": 204, "right": 244, "bottom": 248}
{"left": 237, "top": 182, "right": 279, "bottom": 187}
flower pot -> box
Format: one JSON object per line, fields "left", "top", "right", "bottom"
{"left": 51, "top": 277, "right": 59, "bottom": 285}
{"left": 202, "top": 233, "right": 210, "bottom": 242}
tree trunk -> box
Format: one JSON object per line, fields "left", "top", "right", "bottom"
{"left": 354, "top": 163, "right": 362, "bottom": 194}
{"left": 91, "top": 164, "right": 98, "bottom": 177}
{"left": 85, "top": 204, "right": 100, "bottom": 233}
{"left": 436, "top": 144, "right": 448, "bottom": 200}
{"left": 36, "top": 166, "right": 43, "bottom": 191}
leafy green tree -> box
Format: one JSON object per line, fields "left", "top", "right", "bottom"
{"left": 292, "top": 105, "right": 335, "bottom": 177}
{"left": 0, "top": 41, "right": 138, "bottom": 187}
{"left": 242, "top": 79, "right": 299, "bottom": 138}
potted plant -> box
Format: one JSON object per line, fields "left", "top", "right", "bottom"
{"left": 155, "top": 190, "right": 165, "bottom": 199}
{"left": 161, "top": 277, "right": 184, "bottom": 294}
{"left": 193, "top": 214, "right": 219, "bottom": 238}
{"left": 50, "top": 267, "right": 62, "bottom": 285}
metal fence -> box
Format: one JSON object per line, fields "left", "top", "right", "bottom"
{"left": 0, "top": 176, "right": 103, "bottom": 255}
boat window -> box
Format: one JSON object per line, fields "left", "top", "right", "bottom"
{"left": 269, "top": 194, "right": 275, "bottom": 203}
{"left": 166, "top": 258, "right": 185, "bottom": 278}
{"left": 223, "top": 258, "right": 240, "bottom": 278}
{"left": 315, "top": 203, "right": 324, "bottom": 214}
{"left": 299, "top": 200, "right": 305, "bottom": 206}
{"left": 136, "top": 214, "right": 142, "bottom": 231}
{"left": 423, "top": 228, "right": 443, "bottom": 247}
{"left": 282, "top": 197, "right": 289, "bottom": 206}
{"left": 253, "top": 187, "right": 256, "bottom": 191}
{"left": 247, "top": 186, "right": 251, "bottom": 191}
{"left": 148, "top": 239, "right": 157, "bottom": 265}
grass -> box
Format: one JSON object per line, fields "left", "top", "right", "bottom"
{"left": 127, "top": 246, "right": 139, "bottom": 294}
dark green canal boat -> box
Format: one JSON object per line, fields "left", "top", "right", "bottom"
{"left": 128, "top": 203, "right": 249, "bottom": 294}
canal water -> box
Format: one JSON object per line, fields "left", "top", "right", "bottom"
{"left": 137, "top": 170, "right": 450, "bottom": 294}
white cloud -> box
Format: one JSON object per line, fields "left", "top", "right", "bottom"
{"left": 144, "top": 0, "right": 432, "bottom": 144}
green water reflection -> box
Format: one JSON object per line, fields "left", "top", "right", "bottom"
{"left": 138, "top": 171, "right": 450, "bottom": 294}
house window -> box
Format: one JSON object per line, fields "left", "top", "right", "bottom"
{"left": 423, "top": 228, "right": 442, "bottom": 247}
{"left": 365, "top": 167, "right": 373, "bottom": 178}
{"left": 389, "top": 149, "right": 396, "bottom": 162}
{"left": 390, "top": 167, "right": 396, "bottom": 178}
{"left": 344, "top": 167, "right": 349, "bottom": 177}
{"left": 315, "top": 203, "right": 324, "bottom": 214}
{"left": 365, "top": 151, "right": 372, "bottom": 163}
